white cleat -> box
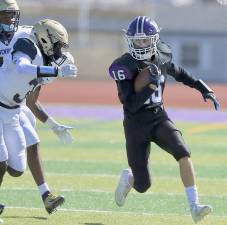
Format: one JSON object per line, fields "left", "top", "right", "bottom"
{"left": 190, "top": 204, "right": 212, "bottom": 223}
{"left": 115, "top": 169, "right": 132, "bottom": 207}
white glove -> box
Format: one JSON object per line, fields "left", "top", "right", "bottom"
{"left": 46, "top": 117, "right": 74, "bottom": 144}
{"left": 62, "top": 52, "right": 75, "bottom": 65}
{"left": 51, "top": 52, "right": 75, "bottom": 67}
{"left": 58, "top": 64, "right": 78, "bottom": 77}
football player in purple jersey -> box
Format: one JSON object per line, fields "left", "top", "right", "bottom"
{"left": 109, "top": 16, "right": 219, "bottom": 223}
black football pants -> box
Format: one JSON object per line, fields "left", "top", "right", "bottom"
{"left": 123, "top": 109, "right": 190, "bottom": 193}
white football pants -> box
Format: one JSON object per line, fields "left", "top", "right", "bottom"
{"left": 0, "top": 107, "right": 26, "bottom": 172}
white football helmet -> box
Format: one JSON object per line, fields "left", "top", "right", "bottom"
{"left": 0, "top": 0, "right": 20, "bottom": 43}
{"left": 31, "top": 19, "right": 69, "bottom": 65}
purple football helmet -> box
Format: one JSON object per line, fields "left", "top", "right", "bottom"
{"left": 125, "top": 16, "right": 160, "bottom": 60}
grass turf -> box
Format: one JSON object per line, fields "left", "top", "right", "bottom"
{"left": 1, "top": 118, "right": 227, "bottom": 225}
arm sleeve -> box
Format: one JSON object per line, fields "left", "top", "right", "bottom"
{"left": 166, "top": 62, "right": 197, "bottom": 88}
{"left": 166, "top": 62, "right": 213, "bottom": 94}
{"left": 13, "top": 52, "right": 38, "bottom": 76}
{"left": 12, "top": 52, "right": 58, "bottom": 78}
{"left": 117, "top": 80, "right": 155, "bottom": 113}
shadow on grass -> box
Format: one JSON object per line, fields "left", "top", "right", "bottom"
{"left": 3, "top": 216, "right": 47, "bottom": 220}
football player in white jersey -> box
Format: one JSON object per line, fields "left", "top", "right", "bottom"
{"left": 0, "top": 0, "right": 77, "bottom": 215}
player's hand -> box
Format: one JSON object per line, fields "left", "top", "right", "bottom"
{"left": 58, "top": 64, "right": 77, "bottom": 77}
{"left": 148, "top": 64, "right": 161, "bottom": 88}
{"left": 203, "top": 92, "right": 220, "bottom": 111}
{"left": 46, "top": 117, "right": 74, "bottom": 144}
{"left": 62, "top": 52, "right": 75, "bottom": 65}
{"left": 51, "top": 124, "right": 74, "bottom": 144}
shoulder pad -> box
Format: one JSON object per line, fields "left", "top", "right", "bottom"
{"left": 16, "top": 26, "right": 32, "bottom": 38}
{"left": 156, "top": 41, "right": 172, "bottom": 64}
{"left": 12, "top": 38, "right": 37, "bottom": 61}
{"left": 109, "top": 53, "right": 137, "bottom": 81}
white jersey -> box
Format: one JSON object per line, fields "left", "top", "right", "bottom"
{"left": 0, "top": 26, "right": 44, "bottom": 107}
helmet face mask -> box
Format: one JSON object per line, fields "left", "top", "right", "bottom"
{"left": 0, "top": 0, "right": 20, "bottom": 43}
{"left": 125, "top": 16, "right": 160, "bottom": 60}
{"left": 32, "top": 19, "right": 69, "bottom": 65}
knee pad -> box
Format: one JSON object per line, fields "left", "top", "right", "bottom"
{"left": 7, "top": 166, "right": 24, "bottom": 177}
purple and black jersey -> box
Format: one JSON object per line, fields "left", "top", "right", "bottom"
{"left": 109, "top": 41, "right": 199, "bottom": 115}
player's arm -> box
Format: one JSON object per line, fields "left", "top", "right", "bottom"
{"left": 26, "top": 87, "right": 74, "bottom": 144}
{"left": 12, "top": 38, "right": 77, "bottom": 78}
{"left": 109, "top": 63, "right": 157, "bottom": 113}
{"left": 166, "top": 62, "right": 220, "bottom": 110}
{"left": 26, "top": 86, "right": 48, "bottom": 123}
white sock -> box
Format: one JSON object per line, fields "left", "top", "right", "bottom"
{"left": 38, "top": 182, "right": 50, "bottom": 196}
{"left": 185, "top": 185, "right": 199, "bottom": 208}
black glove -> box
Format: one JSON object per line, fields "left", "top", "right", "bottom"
{"left": 148, "top": 64, "right": 161, "bottom": 87}
{"left": 202, "top": 92, "right": 220, "bottom": 111}
{"left": 194, "top": 79, "right": 220, "bottom": 111}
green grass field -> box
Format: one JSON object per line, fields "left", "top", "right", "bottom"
{"left": 1, "top": 117, "right": 227, "bottom": 225}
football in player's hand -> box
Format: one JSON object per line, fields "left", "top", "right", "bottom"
{"left": 134, "top": 67, "right": 151, "bottom": 92}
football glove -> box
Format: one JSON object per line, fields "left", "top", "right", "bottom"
{"left": 194, "top": 79, "right": 220, "bottom": 111}
{"left": 57, "top": 64, "right": 77, "bottom": 78}
{"left": 46, "top": 117, "right": 74, "bottom": 144}
{"left": 148, "top": 63, "right": 161, "bottom": 88}
{"left": 202, "top": 92, "right": 220, "bottom": 111}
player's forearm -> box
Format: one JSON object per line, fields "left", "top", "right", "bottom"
{"left": 166, "top": 62, "right": 196, "bottom": 87}
{"left": 122, "top": 86, "right": 155, "bottom": 113}
{"left": 166, "top": 63, "right": 213, "bottom": 94}
{"left": 27, "top": 101, "right": 48, "bottom": 123}
{"left": 193, "top": 79, "right": 214, "bottom": 94}
{"left": 14, "top": 52, "right": 58, "bottom": 78}
{"left": 16, "top": 57, "right": 58, "bottom": 78}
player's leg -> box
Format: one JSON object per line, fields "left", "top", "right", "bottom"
{"left": 0, "top": 122, "right": 7, "bottom": 216}
{"left": 4, "top": 116, "right": 27, "bottom": 176}
{"left": 20, "top": 109, "right": 65, "bottom": 214}
{"left": 152, "top": 119, "right": 212, "bottom": 223}
{"left": 0, "top": 115, "right": 10, "bottom": 216}
{"left": 0, "top": 122, "right": 8, "bottom": 186}
{"left": 0, "top": 114, "right": 26, "bottom": 218}
{"left": 27, "top": 144, "right": 64, "bottom": 214}
{"left": 115, "top": 118, "right": 151, "bottom": 207}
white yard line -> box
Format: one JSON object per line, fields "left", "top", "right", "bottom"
{"left": 4, "top": 206, "right": 227, "bottom": 219}
{"left": 22, "top": 171, "right": 227, "bottom": 182}
{"left": 1, "top": 187, "right": 227, "bottom": 198}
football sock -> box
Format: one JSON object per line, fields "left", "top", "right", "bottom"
{"left": 185, "top": 185, "right": 199, "bottom": 207}
{"left": 39, "top": 183, "right": 50, "bottom": 199}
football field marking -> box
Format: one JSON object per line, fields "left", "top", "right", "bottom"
{"left": 20, "top": 171, "right": 227, "bottom": 181}
{"left": 2, "top": 187, "right": 227, "bottom": 198}
{"left": 5, "top": 206, "right": 227, "bottom": 219}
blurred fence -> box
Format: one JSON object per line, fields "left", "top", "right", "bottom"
{"left": 18, "top": 0, "right": 227, "bottom": 82}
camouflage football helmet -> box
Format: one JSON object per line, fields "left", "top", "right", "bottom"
{"left": 125, "top": 16, "right": 160, "bottom": 60}
{"left": 0, "top": 0, "right": 20, "bottom": 42}
{"left": 32, "top": 19, "right": 69, "bottom": 65}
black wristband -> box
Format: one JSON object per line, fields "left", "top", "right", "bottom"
{"left": 194, "top": 79, "right": 213, "bottom": 94}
